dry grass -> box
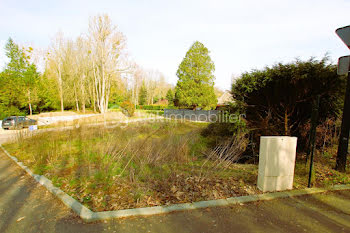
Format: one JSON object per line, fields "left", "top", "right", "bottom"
{"left": 5, "top": 120, "right": 348, "bottom": 212}
{"left": 4, "top": 121, "right": 261, "bottom": 211}
{"left": 294, "top": 149, "right": 350, "bottom": 189}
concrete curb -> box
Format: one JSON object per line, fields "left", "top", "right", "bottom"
{"left": 1, "top": 145, "right": 350, "bottom": 222}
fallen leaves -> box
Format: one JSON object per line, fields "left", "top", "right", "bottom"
{"left": 54, "top": 171, "right": 261, "bottom": 212}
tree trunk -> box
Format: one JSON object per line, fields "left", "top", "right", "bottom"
{"left": 82, "top": 101, "right": 86, "bottom": 113}
{"left": 60, "top": 94, "right": 64, "bottom": 112}
{"left": 28, "top": 90, "right": 32, "bottom": 116}
{"left": 29, "top": 103, "right": 32, "bottom": 116}
{"left": 92, "top": 81, "right": 96, "bottom": 113}
{"left": 75, "top": 95, "right": 80, "bottom": 112}
{"left": 321, "top": 121, "right": 329, "bottom": 154}
{"left": 335, "top": 71, "right": 350, "bottom": 172}
{"left": 93, "top": 89, "right": 96, "bottom": 112}
{"left": 81, "top": 77, "right": 86, "bottom": 113}
{"left": 74, "top": 86, "right": 80, "bottom": 112}
{"left": 284, "top": 109, "right": 289, "bottom": 136}
{"left": 100, "top": 63, "right": 106, "bottom": 113}
{"left": 58, "top": 65, "right": 64, "bottom": 112}
{"left": 105, "top": 79, "right": 110, "bottom": 112}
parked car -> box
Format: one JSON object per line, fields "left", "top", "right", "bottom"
{"left": 1, "top": 116, "right": 37, "bottom": 130}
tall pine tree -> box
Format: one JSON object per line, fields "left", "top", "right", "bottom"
{"left": 166, "top": 89, "right": 174, "bottom": 105}
{"left": 139, "top": 81, "right": 147, "bottom": 105}
{"left": 175, "top": 41, "right": 217, "bottom": 109}
{"left": 0, "top": 38, "right": 39, "bottom": 117}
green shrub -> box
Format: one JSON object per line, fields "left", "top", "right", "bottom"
{"left": 137, "top": 105, "right": 177, "bottom": 110}
{"left": 120, "top": 101, "right": 135, "bottom": 117}
{"left": 144, "top": 110, "right": 164, "bottom": 116}
{"left": 232, "top": 57, "right": 346, "bottom": 152}
{"left": 108, "top": 104, "right": 120, "bottom": 110}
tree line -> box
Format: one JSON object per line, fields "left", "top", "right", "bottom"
{"left": 0, "top": 14, "right": 176, "bottom": 118}
{"left": 0, "top": 13, "right": 223, "bottom": 119}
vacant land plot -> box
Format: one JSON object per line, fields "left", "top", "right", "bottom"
{"left": 3, "top": 121, "right": 260, "bottom": 211}
{"left": 3, "top": 121, "right": 350, "bottom": 212}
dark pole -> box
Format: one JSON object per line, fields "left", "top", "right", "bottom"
{"left": 308, "top": 95, "right": 320, "bottom": 188}
{"left": 335, "top": 67, "right": 350, "bottom": 172}
{"left": 305, "top": 125, "right": 312, "bottom": 164}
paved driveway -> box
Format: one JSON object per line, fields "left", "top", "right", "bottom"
{"left": 1, "top": 149, "right": 350, "bottom": 233}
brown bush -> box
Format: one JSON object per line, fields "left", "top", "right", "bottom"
{"left": 120, "top": 101, "right": 135, "bottom": 117}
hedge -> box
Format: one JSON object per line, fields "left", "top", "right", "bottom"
{"left": 136, "top": 105, "right": 178, "bottom": 110}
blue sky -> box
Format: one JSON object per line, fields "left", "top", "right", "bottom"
{"left": 0, "top": 0, "right": 349, "bottom": 90}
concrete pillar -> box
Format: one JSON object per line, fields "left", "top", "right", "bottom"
{"left": 257, "top": 136, "right": 298, "bottom": 192}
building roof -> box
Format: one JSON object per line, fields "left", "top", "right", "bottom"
{"left": 217, "top": 90, "right": 234, "bottom": 105}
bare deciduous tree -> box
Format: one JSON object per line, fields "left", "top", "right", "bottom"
{"left": 47, "top": 32, "right": 65, "bottom": 112}
{"left": 88, "top": 14, "right": 127, "bottom": 113}
{"left": 44, "top": 14, "right": 171, "bottom": 113}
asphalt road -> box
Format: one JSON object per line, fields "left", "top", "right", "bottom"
{"left": 1, "top": 149, "right": 350, "bottom": 233}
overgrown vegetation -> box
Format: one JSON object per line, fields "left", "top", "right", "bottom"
{"left": 4, "top": 121, "right": 260, "bottom": 211}
{"left": 4, "top": 120, "right": 349, "bottom": 211}
{"left": 231, "top": 57, "right": 346, "bottom": 155}
{"left": 204, "top": 57, "right": 349, "bottom": 174}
